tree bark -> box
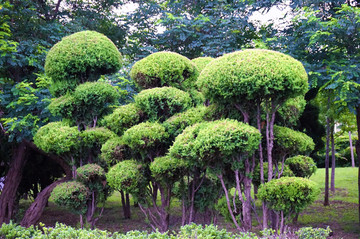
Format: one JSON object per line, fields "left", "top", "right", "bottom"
{"left": 331, "top": 125, "right": 336, "bottom": 192}
{"left": 0, "top": 141, "right": 28, "bottom": 224}
{"left": 355, "top": 106, "right": 360, "bottom": 225}
{"left": 349, "top": 131, "right": 355, "bottom": 167}
{"left": 20, "top": 176, "right": 70, "bottom": 227}
{"left": 324, "top": 116, "right": 330, "bottom": 206}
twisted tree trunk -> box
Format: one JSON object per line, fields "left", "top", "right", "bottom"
{"left": 0, "top": 141, "right": 28, "bottom": 224}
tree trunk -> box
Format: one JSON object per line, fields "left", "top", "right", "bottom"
{"left": 120, "top": 191, "right": 131, "bottom": 219}
{"left": 331, "top": 125, "right": 336, "bottom": 192}
{"left": 20, "top": 176, "right": 70, "bottom": 227}
{"left": 349, "top": 131, "right": 355, "bottom": 167}
{"left": 355, "top": 106, "right": 360, "bottom": 225}
{"left": 0, "top": 141, "right": 28, "bottom": 224}
{"left": 324, "top": 116, "right": 330, "bottom": 206}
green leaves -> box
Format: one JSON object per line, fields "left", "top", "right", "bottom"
{"left": 45, "top": 31, "right": 122, "bottom": 95}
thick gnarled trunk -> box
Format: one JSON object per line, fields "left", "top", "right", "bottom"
{"left": 0, "top": 142, "right": 27, "bottom": 224}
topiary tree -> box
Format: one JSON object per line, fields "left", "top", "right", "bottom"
{"left": 29, "top": 30, "right": 125, "bottom": 228}
{"left": 273, "top": 125, "right": 315, "bottom": 178}
{"left": 191, "top": 57, "right": 213, "bottom": 73}
{"left": 134, "top": 87, "right": 193, "bottom": 122}
{"left": 257, "top": 177, "right": 320, "bottom": 233}
{"left": 197, "top": 49, "right": 309, "bottom": 229}
{"left": 276, "top": 96, "right": 306, "bottom": 128}
{"left": 45, "top": 30, "right": 122, "bottom": 96}
{"left": 169, "top": 119, "right": 261, "bottom": 230}
{"left": 130, "top": 51, "right": 199, "bottom": 91}
{"left": 100, "top": 103, "right": 143, "bottom": 136}
{"left": 48, "top": 82, "right": 120, "bottom": 129}
{"left": 285, "top": 155, "right": 317, "bottom": 178}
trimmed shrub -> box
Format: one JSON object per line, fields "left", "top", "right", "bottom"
{"left": 197, "top": 49, "right": 308, "bottom": 105}
{"left": 296, "top": 226, "right": 332, "bottom": 239}
{"left": 150, "top": 156, "right": 188, "bottom": 185}
{"left": 48, "top": 82, "right": 119, "bottom": 126}
{"left": 77, "top": 164, "right": 105, "bottom": 184}
{"left": 81, "top": 127, "right": 117, "bottom": 149}
{"left": 34, "top": 122, "right": 80, "bottom": 156}
{"left": 106, "top": 160, "right": 146, "bottom": 198}
{"left": 45, "top": 31, "right": 122, "bottom": 96}
{"left": 277, "top": 96, "right": 306, "bottom": 127}
{"left": 122, "top": 122, "right": 169, "bottom": 161}
{"left": 285, "top": 155, "right": 317, "bottom": 178}
{"left": 100, "top": 137, "right": 128, "bottom": 164}
{"left": 134, "top": 87, "right": 192, "bottom": 122}
{"left": 257, "top": 177, "right": 319, "bottom": 217}
{"left": 164, "top": 105, "right": 207, "bottom": 139}
{"left": 100, "top": 103, "right": 142, "bottom": 136}
{"left": 130, "top": 51, "right": 199, "bottom": 90}
{"left": 51, "top": 181, "right": 89, "bottom": 215}
{"left": 191, "top": 57, "right": 213, "bottom": 73}
{"left": 273, "top": 125, "right": 315, "bottom": 159}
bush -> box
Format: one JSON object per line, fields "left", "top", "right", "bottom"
{"left": 197, "top": 49, "right": 308, "bottom": 105}
{"left": 134, "top": 87, "right": 192, "bottom": 122}
{"left": 285, "top": 155, "right": 317, "bottom": 178}
{"left": 100, "top": 137, "right": 128, "bottom": 164}
{"left": 191, "top": 57, "right": 213, "bottom": 73}
{"left": 257, "top": 177, "right": 319, "bottom": 217}
{"left": 150, "top": 156, "right": 188, "bottom": 184}
{"left": 49, "top": 82, "right": 120, "bottom": 126}
{"left": 45, "top": 31, "right": 122, "bottom": 96}
{"left": 77, "top": 164, "right": 105, "bottom": 184}
{"left": 100, "top": 103, "right": 142, "bottom": 136}
{"left": 51, "top": 181, "right": 89, "bottom": 215}
{"left": 164, "top": 105, "right": 207, "bottom": 139}
{"left": 106, "top": 160, "right": 146, "bottom": 197}
{"left": 130, "top": 51, "right": 199, "bottom": 90}
{"left": 296, "top": 226, "right": 332, "bottom": 239}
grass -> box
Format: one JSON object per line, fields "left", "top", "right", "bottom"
{"left": 310, "top": 167, "right": 358, "bottom": 203}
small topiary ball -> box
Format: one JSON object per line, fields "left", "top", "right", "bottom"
{"left": 134, "top": 87, "right": 193, "bottom": 122}
{"left": 197, "top": 49, "right": 308, "bottom": 104}
{"left": 191, "top": 57, "right": 213, "bottom": 73}
{"left": 130, "top": 51, "right": 199, "bottom": 90}
{"left": 106, "top": 160, "right": 146, "bottom": 196}
{"left": 45, "top": 31, "right": 122, "bottom": 96}
{"left": 285, "top": 155, "right": 317, "bottom": 178}
{"left": 77, "top": 164, "right": 105, "bottom": 184}
{"left": 51, "top": 181, "right": 89, "bottom": 215}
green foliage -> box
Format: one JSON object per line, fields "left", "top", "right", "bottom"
{"left": 193, "top": 176, "right": 223, "bottom": 213}
{"left": 122, "top": 122, "right": 169, "bottom": 160}
{"left": 285, "top": 155, "right": 317, "bottom": 178}
{"left": 45, "top": 31, "right": 122, "bottom": 96}
{"left": 169, "top": 119, "right": 261, "bottom": 170}
{"left": 150, "top": 156, "right": 188, "bottom": 185}
{"left": 0, "top": 222, "right": 334, "bottom": 239}
{"left": 277, "top": 96, "right": 307, "bottom": 127}
{"left": 197, "top": 49, "right": 308, "bottom": 105}
{"left": 134, "top": 87, "right": 192, "bottom": 122}
{"left": 77, "top": 164, "right": 105, "bottom": 184}
{"left": 49, "top": 82, "right": 120, "bottom": 127}
{"left": 106, "top": 160, "right": 146, "bottom": 197}
{"left": 81, "top": 127, "right": 117, "bottom": 150}
{"left": 215, "top": 194, "right": 242, "bottom": 223}
{"left": 187, "top": 89, "right": 205, "bottom": 106}
{"left": 191, "top": 57, "right": 213, "bottom": 73}
{"left": 164, "top": 105, "right": 207, "bottom": 139}
{"left": 257, "top": 177, "right": 320, "bottom": 217}
{"left": 203, "top": 103, "right": 244, "bottom": 121}
{"left": 130, "top": 51, "right": 199, "bottom": 90}
{"left": 296, "top": 226, "right": 332, "bottom": 239}
{"left": 253, "top": 162, "right": 294, "bottom": 188}
{"left": 100, "top": 137, "right": 127, "bottom": 164}
{"left": 33, "top": 122, "right": 80, "bottom": 156}
{"left": 273, "top": 125, "right": 315, "bottom": 159}
{"left": 100, "top": 103, "right": 142, "bottom": 136}
{"left": 51, "top": 181, "right": 89, "bottom": 215}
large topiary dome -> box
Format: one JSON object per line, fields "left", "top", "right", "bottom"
{"left": 130, "top": 51, "right": 199, "bottom": 90}
{"left": 45, "top": 31, "right": 122, "bottom": 96}
{"left": 197, "top": 49, "right": 308, "bottom": 104}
